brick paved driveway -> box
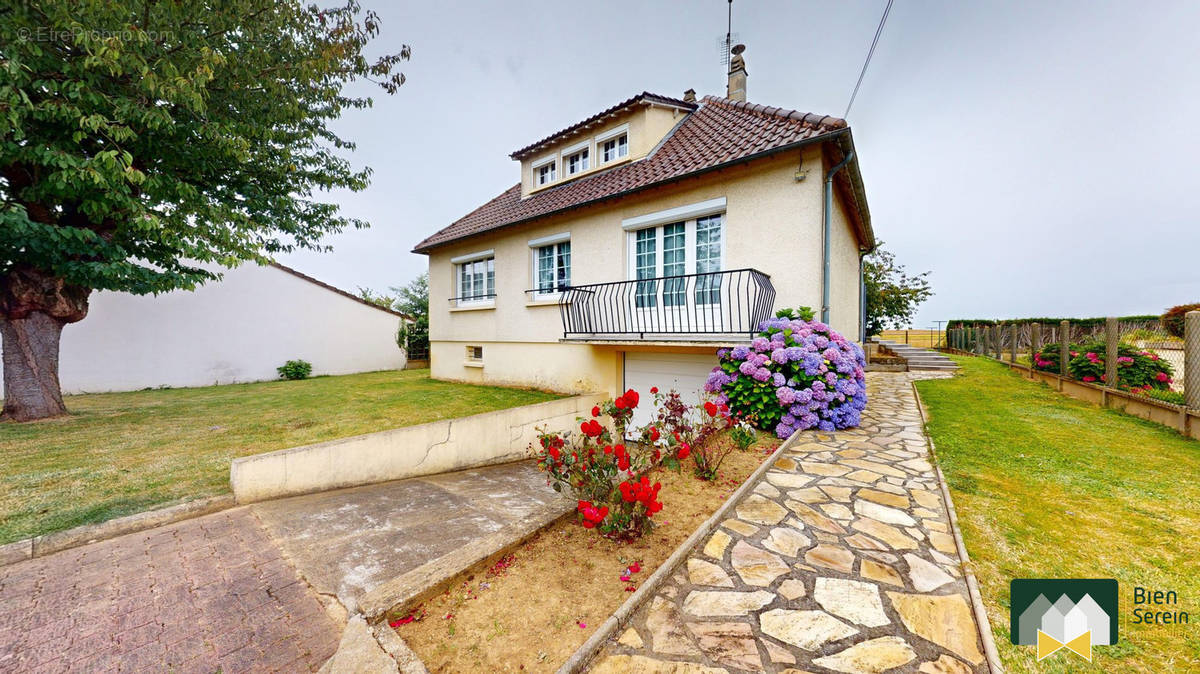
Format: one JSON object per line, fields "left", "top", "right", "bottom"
{"left": 0, "top": 509, "right": 340, "bottom": 673}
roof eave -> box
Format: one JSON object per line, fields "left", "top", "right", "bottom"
{"left": 833, "top": 131, "right": 876, "bottom": 252}
{"left": 413, "top": 129, "right": 850, "bottom": 255}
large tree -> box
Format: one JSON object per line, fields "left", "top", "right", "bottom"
{"left": 0, "top": 1, "right": 407, "bottom": 420}
{"left": 863, "top": 243, "right": 933, "bottom": 336}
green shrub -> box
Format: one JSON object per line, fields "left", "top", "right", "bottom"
{"left": 277, "top": 360, "right": 313, "bottom": 381}
{"left": 1031, "top": 342, "right": 1079, "bottom": 373}
{"left": 1139, "top": 389, "right": 1186, "bottom": 406}
{"left": 948, "top": 315, "right": 1159, "bottom": 331}
{"left": 729, "top": 423, "right": 757, "bottom": 451}
{"left": 1067, "top": 342, "right": 1174, "bottom": 390}
{"left": 1161, "top": 303, "right": 1200, "bottom": 339}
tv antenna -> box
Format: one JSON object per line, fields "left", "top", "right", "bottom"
{"left": 717, "top": 0, "right": 739, "bottom": 68}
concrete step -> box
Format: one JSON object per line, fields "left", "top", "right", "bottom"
{"left": 871, "top": 339, "right": 958, "bottom": 370}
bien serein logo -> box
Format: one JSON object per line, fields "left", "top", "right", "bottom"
{"left": 1010, "top": 579, "right": 1119, "bottom": 662}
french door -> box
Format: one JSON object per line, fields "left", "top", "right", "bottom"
{"left": 626, "top": 214, "right": 724, "bottom": 332}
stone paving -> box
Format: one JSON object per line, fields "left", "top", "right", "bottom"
{"left": 590, "top": 372, "right": 988, "bottom": 674}
{"left": 0, "top": 509, "right": 340, "bottom": 673}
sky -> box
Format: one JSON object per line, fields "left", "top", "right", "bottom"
{"left": 278, "top": 0, "right": 1200, "bottom": 328}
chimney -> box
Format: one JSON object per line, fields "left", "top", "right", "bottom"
{"left": 683, "top": 88, "right": 696, "bottom": 103}
{"left": 727, "top": 44, "right": 747, "bottom": 102}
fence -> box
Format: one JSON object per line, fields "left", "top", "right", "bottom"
{"left": 946, "top": 312, "right": 1200, "bottom": 419}
{"left": 878, "top": 329, "right": 945, "bottom": 349}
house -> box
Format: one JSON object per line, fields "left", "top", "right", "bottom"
{"left": 414, "top": 49, "right": 874, "bottom": 423}
{"left": 0, "top": 262, "right": 411, "bottom": 395}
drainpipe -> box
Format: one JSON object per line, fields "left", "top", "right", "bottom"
{"left": 858, "top": 250, "right": 867, "bottom": 343}
{"left": 822, "top": 149, "right": 855, "bottom": 325}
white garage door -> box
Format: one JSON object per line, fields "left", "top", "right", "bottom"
{"left": 623, "top": 351, "right": 719, "bottom": 429}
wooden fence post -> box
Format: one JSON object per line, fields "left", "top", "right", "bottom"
{"left": 1059, "top": 320, "right": 1070, "bottom": 378}
{"left": 1186, "top": 311, "right": 1200, "bottom": 412}
{"left": 1106, "top": 317, "right": 1119, "bottom": 390}
{"left": 994, "top": 325, "right": 1003, "bottom": 360}
{"left": 1010, "top": 324, "right": 1018, "bottom": 363}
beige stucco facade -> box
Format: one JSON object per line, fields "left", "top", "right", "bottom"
{"left": 426, "top": 143, "right": 866, "bottom": 396}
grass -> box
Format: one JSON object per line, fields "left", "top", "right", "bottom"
{"left": 915, "top": 356, "right": 1200, "bottom": 673}
{"left": 0, "top": 370, "right": 561, "bottom": 544}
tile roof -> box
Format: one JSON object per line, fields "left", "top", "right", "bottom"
{"left": 510, "top": 92, "right": 697, "bottom": 160}
{"left": 414, "top": 95, "right": 871, "bottom": 254}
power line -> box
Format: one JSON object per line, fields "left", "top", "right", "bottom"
{"left": 843, "top": 0, "right": 894, "bottom": 119}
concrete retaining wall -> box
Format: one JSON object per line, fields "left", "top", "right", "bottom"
{"left": 230, "top": 394, "right": 606, "bottom": 503}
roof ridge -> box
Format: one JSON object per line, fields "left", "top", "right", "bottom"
{"left": 701, "top": 95, "right": 847, "bottom": 130}
{"left": 510, "top": 91, "right": 697, "bottom": 159}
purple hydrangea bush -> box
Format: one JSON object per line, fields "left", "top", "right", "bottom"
{"left": 705, "top": 308, "right": 867, "bottom": 438}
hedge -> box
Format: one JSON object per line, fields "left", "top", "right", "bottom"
{"left": 946, "top": 315, "right": 1159, "bottom": 331}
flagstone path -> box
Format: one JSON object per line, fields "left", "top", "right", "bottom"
{"left": 589, "top": 372, "right": 989, "bottom": 674}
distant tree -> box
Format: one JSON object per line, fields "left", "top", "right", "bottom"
{"left": 0, "top": 1, "right": 408, "bottom": 421}
{"left": 863, "top": 243, "right": 933, "bottom": 336}
{"left": 392, "top": 273, "right": 428, "bottom": 359}
{"left": 357, "top": 287, "right": 398, "bottom": 311}
{"left": 391, "top": 272, "right": 427, "bottom": 323}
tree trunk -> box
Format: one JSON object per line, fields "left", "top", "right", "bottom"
{"left": 1, "top": 313, "right": 69, "bottom": 421}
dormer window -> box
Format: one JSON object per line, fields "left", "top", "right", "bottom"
{"left": 534, "top": 156, "right": 557, "bottom": 186}
{"left": 601, "top": 134, "right": 628, "bottom": 163}
{"left": 567, "top": 148, "right": 589, "bottom": 175}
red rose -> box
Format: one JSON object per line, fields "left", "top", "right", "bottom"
{"left": 549, "top": 447, "right": 560, "bottom": 461}
{"left": 614, "top": 396, "right": 627, "bottom": 409}
{"left": 618, "top": 454, "right": 630, "bottom": 471}
{"left": 624, "top": 389, "right": 639, "bottom": 407}
{"left": 704, "top": 401, "right": 718, "bottom": 417}
{"left": 650, "top": 386, "right": 658, "bottom": 394}
{"left": 591, "top": 406, "right": 601, "bottom": 417}
{"left": 649, "top": 427, "right": 660, "bottom": 441}
{"left": 677, "top": 443, "right": 691, "bottom": 460}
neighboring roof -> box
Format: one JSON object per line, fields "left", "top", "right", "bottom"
{"left": 269, "top": 263, "right": 413, "bottom": 320}
{"left": 414, "top": 95, "right": 873, "bottom": 254}
{"left": 510, "top": 92, "right": 697, "bottom": 160}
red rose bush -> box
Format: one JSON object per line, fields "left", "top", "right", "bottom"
{"left": 534, "top": 389, "right": 662, "bottom": 540}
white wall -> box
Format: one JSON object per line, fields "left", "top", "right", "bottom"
{"left": 2, "top": 263, "right": 407, "bottom": 395}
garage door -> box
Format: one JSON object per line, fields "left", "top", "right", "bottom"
{"left": 623, "top": 351, "right": 719, "bottom": 429}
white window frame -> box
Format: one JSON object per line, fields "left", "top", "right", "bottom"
{"left": 528, "top": 233, "right": 571, "bottom": 299}
{"left": 532, "top": 154, "right": 557, "bottom": 186}
{"left": 451, "top": 249, "right": 496, "bottom": 306}
{"left": 565, "top": 146, "right": 590, "bottom": 176}
{"left": 596, "top": 123, "right": 631, "bottom": 165}
{"left": 625, "top": 213, "right": 726, "bottom": 308}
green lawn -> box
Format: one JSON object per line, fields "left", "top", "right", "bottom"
{"left": 0, "top": 370, "right": 561, "bottom": 544}
{"left": 915, "top": 356, "right": 1200, "bottom": 673}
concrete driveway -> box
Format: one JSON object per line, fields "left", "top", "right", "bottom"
{"left": 0, "top": 461, "right": 566, "bottom": 672}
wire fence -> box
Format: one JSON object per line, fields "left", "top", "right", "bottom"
{"left": 946, "top": 315, "right": 1198, "bottom": 411}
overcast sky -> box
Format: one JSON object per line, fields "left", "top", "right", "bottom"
{"left": 278, "top": 0, "right": 1200, "bottom": 327}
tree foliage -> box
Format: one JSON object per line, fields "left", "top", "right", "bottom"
{"left": 393, "top": 273, "right": 428, "bottom": 357}
{"left": 0, "top": 0, "right": 408, "bottom": 420}
{"left": 862, "top": 243, "right": 932, "bottom": 336}
{"left": 1, "top": 1, "right": 408, "bottom": 296}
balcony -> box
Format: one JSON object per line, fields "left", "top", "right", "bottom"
{"left": 557, "top": 268, "right": 775, "bottom": 342}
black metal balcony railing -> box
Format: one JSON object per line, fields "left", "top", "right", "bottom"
{"left": 558, "top": 268, "right": 775, "bottom": 338}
